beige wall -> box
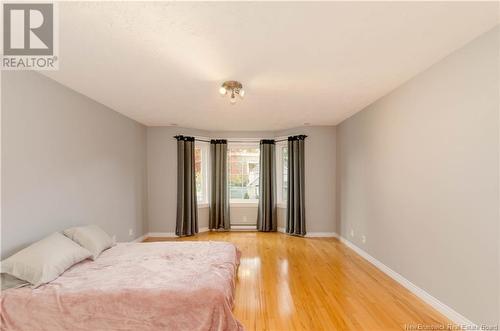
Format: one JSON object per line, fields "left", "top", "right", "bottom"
{"left": 336, "top": 27, "right": 499, "bottom": 324}
{"left": 147, "top": 126, "right": 337, "bottom": 233}
{"left": 1, "top": 71, "right": 148, "bottom": 259}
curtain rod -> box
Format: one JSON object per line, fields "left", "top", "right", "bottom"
{"left": 173, "top": 135, "right": 293, "bottom": 143}
{"left": 193, "top": 138, "right": 289, "bottom": 143}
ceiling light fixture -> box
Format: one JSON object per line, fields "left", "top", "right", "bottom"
{"left": 219, "top": 81, "right": 244, "bottom": 104}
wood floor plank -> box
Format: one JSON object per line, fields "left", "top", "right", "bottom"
{"left": 144, "top": 232, "right": 451, "bottom": 331}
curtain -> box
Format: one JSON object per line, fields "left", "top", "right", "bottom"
{"left": 209, "top": 139, "right": 230, "bottom": 230}
{"left": 175, "top": 135, "right": 198, "bottom": 236}
{"left": 257, "top": 140, "right": 277, "bottom": 232}
{"left": 286, "top": 135, "right": 307, "bottom": 236}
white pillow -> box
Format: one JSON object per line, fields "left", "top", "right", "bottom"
{"left": 1, "top": 233, "right": 92, "bottom": 287}
{"left": 63, "top": 225, "right": 115, "bottom": 260}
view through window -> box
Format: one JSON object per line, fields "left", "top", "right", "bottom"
{"left": 228, "top": 145, "right": 260, "bottom": 202}
{"left": 282, "top": 145, "right": 288, "bottom": 201}
{"left": 276, "top": 143, "right": 288, "bottom": 204}
{"left": 194, "top": 143, "right": 208, "bottom": 204}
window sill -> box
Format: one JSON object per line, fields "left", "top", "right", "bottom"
{"left": 277, "top": 203, "right": 287, "bottom": 209}
{"left": 198, "top": 203, "right": 209, "bottom": 208}
{"left": 230, "top": 202, "right": 259, "bottom": 208}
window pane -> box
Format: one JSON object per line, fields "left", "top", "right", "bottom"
{"left": 229, "top": 173, "right": 244, "bottom": 187}
{"left": 282, "top": 146, "right": 288, "bottom": 201}
{"left": 228, "top": 146, "right": 260, "bottom": 201}
{"left": 194, "top": 147, "right": 203, "bottom": 202}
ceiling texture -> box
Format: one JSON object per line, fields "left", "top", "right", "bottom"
{"left": 43, "top": 2, "right": 499, "bottom": 131}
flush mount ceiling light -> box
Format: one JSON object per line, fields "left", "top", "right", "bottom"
{"left": 219, "top": 81, "right": 245, "bottom": 104}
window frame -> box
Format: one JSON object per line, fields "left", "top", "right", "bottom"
{"left": 227, "top": 142, "right": 260, "bottom": 205}
{"left": 194, "top": 141, "right": 210, "bottom": 207}
{"left": 276, "top": 141, "right": 288, "bottom": 208}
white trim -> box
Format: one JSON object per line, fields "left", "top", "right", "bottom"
{"left": 230, "top": 202, "right": 258, "bottom": 208}
{"left": 305, "top": 232, "right": 338, "bottom": 238}
{"left": 230, "top": 225, "right": 257, "bottom": 231}
{"left": 147, "top": 232, "right": 177, "bottom": 237}
{"left": 339, "top": 236, "right": 476, "bottom": 328}
{"left": 277, "top": 228, "right": 337, "bottom": 238}
{"left": 142, "top": 227, "right": 209, "bottom": 239}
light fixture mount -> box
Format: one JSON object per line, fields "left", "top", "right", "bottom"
{"left": 219, "top": 80, "right": 245, "bottom": 104}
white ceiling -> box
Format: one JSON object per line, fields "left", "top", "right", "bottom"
{"left": 43, "top": 2, "right": 499, "bottom": 131}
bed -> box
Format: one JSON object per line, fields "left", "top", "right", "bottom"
{"left": 1, "top": 241, "right": 244, "bottom": 331}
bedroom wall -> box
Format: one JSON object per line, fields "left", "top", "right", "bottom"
{"left": 146, "top": 126, "right": 336, "bottom": 233}
{"left": 336, "top": 26, "right": 499, "bottom": 324}
{"left": 1, "top": 71, "right": 148, "bottom": 259}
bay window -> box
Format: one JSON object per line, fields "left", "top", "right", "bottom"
{"left": 195, "top": 140, "right": 288, "bottom": 208}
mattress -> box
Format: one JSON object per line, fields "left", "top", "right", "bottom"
{"left": 0, "top": 241, "right": 244, "bottom": 331}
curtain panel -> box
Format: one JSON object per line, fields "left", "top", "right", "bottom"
{"left": 286, "top": 135, "right": 307, "bottom": 236}
{"left": 209, "top": 139, "right": 230, "bottom": 230}
{"left": 175, "top": 135, "right": 198, "bottom": 236}
{"left": 257, "top": 140, "right": 277, "bottom": 232}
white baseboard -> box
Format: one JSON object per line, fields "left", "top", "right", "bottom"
{"left": 305, "top": 232, "right": 338, "bottom": 238}
{"left": 277, "top": 227, "right": 337, "bottom": 238}
{"left": 339, "top": 236, "right": 476, "bottom": 328}
{"left": 230, "top": 225, "right": 257, "bottom": 231}
{"left": 142, "top": 227, "right": 209, "bottom": 240}
{"left": 144, "top": 228, "right": 336, "bottom": 238}
{"left": 147, "top": 232, "right": 177, "bottom": 237}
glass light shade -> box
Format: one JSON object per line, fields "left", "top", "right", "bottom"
{"left": 219, "top": 87, "right": 227, "bottom": 95}
{"left": 230, "top": 96, "right": 237, "bottom": 104}
{"left": 239, "top": 89, "right": 245, "bottom": 98}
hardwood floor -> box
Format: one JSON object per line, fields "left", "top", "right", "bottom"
{"left": 144, "top": 232, "right": 450, "bottom": 331}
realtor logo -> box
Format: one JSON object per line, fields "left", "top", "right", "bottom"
{"left": 2, "top": 2, "right": 58, "bottom": 70}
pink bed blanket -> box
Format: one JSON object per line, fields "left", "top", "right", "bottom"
{"left": 1, "top": 241, "right": 244, "bottom": 331}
